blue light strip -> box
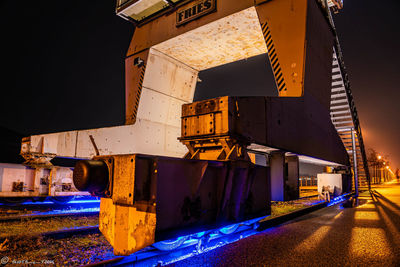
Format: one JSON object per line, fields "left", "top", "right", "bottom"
{"left": 31, "top": 207, "right": 100, "bottom": 216}
{"left": 0, "top": 198, "right": 100, "bottom": 206}
{"left": 327, "top": 193, "right": 351, "bottom": 207}
{"left": 103, "top": 194, "right": 354, "bottom": 266}
{"left": 115, "top": 216, "right": 268, "bottom": 266}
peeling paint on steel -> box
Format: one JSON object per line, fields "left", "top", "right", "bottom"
{"left": 153, "top": 7, "right": 267, "bottom": 70}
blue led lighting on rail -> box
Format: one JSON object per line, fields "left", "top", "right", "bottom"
{"left": 31, "top": 207, "right": 100, "bottom": 216}
{"left": 327, "top": 193, "right": 351, "bottom": 207}
{"left": 0, "top": 197, "right": 100, "bottom": 206}
{"left": 114, "top": 215, "right": 268, "bottom": 266}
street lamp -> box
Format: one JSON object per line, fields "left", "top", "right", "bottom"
{"left": 376, "top": 155, "right": 383, "bottom": 184}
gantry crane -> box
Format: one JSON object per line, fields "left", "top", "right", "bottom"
{"left": 15, "top": 0, "right": 370, "bottom": 255}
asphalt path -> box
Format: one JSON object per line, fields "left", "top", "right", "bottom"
{"left": 170, "top": 181, "right": 400, "bottom": 266}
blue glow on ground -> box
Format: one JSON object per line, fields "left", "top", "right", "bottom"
{"left": 0, "top": 197, "right": 100, "bottom": 206}
{"left": 113, "top": 196, "right": 354, "bottom": 266}
{"left": 0, "top": 196, "right": 100, "bottom": 216}
{"left": 30, "top": 207, "right": 100, "bottom": 216}
{"left": 114, "top": 216, "right": 268, "bottom": 266}
{"left": 327, "top": 193, "right": 351, "bottom": 207}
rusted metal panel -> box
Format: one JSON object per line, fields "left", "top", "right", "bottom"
{"left": 111, "top": 155, "right": 136, "bottom": 206}
{"left": 153, "top": 7, "right": 267, "bottom": 70}
{"left": 55, "top": 131, "right": 78, "bottom": 157}
{"left": 30, "top": 134, "right": 59, "bottom": 154}
{"left": 181, "top": 96, "right": 348, "bottom": 165}
{"left": 181, "top": 96, "right": 266, "bottom": 144}
{"left": 27, "top": 131, "right": 77, "bottom": 157}
{"left": 182, "top": 113, "right": 215, "bottom": 137}
{"left": 100, "top": 197, "right": 157, "bottom": 255}
{"left": 136, "top": 87, "right": 187, "bottom": 128}
{"left": 141, "top": 49, "right": 198, "bottom": 102}
{"left": 125, "top": 49, "right": 150, "bottom": 125}
{"left": 91, "top": 154, "right": 270, "bottom": 255}
{"left": 154, "top": 156, "right": 270, "bottom": 240}
{"left": 256, "top": 0, "right": 308, "bottom": 97}
{"left": 127, "top": 0, "right": 256, "bottom": 56}
{"left": 25, "top": 123, "right": 183, "bottom": 160}
{"left": 74, "top": 122, "right": 186, "bottom": 158}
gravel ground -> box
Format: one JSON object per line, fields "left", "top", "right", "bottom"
{"left": 0, "top": 216, "right": 99, "bottom": 238}
{"left": 0, "top": 233, "right": 114, "bottom": 266}
{"left": 0, "top": 215, "right": 115, "bottom": 266}
{"left": 169, "top": 182, "right": 400, "bottom": 267}
{"left": 2, "top": 183, "right": 398, "bottom": 266}
{"left": 268, "top": 198, "right": 320, "bottom": 218}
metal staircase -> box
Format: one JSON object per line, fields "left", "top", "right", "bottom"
{"left": 321, "top": 0, "right": 371, "bottom": 189}
{"left": 330, "top": 48, "right": 370, "bottom": 188}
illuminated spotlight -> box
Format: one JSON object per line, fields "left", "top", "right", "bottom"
{"left": 378, "top": 155, "right": 382, "bottom": 160}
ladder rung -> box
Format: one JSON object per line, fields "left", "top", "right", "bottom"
{"left": 331, "top": 110, "right": 351, "bottom": 115}
{"left": 332, "top": 81, "right": 343, "bottom": 86}
{"left": 332, "top": 115, "right": 352, "bottom": 120}
{"left": 331, "top": 105, "right": 349, "bottom": 110}
{"left": 333, "top": 120, "right": 353, "bottom": 125}
{"left": 331, "top": 99, "right": 349, "bottom": 105}
{"left": 331, "top": 93, "right": 347, "bottom": 98}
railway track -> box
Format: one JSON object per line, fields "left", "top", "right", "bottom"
{"left": 85, "top": 193, "right": 354, "bottom": 267}
{"left": 39, "top": 225, "right": 100, "bottom": 240}
{"left": 0, "top": 209, "right": 99, "bottom": 222}
{"left": 0, "top": 197, "right": 100, "bottom": 220}
{"left": 0, "top": 198, "right": 99, "bottom": 209}
{"left": 0, "top": 193, "right": 354, "bottom": 266}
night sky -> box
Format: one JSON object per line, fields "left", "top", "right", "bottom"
{"left": 0, "top": 0, "right": 399, "bottom": 169}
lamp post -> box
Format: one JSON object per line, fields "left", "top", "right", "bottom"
{"left": 377, "top": 155, "right": 382, "bottom": 184}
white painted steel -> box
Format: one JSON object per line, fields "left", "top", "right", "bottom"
{"left": 24, "top": 49, "right": 198, "bottom": 159}
{"left": 0, "top": 163, "right": 77, "bottom": 197}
